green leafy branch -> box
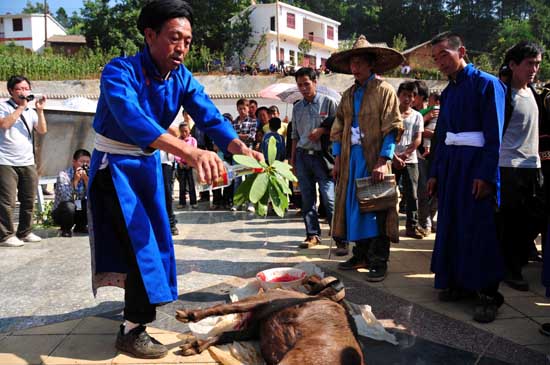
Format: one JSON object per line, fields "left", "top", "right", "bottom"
{"left": 232, "top": 137, "right": 297, "bottom": 217}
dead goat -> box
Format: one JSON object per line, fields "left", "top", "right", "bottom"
{"left": 175, "top": 275, "right": 365, "bottom": 365}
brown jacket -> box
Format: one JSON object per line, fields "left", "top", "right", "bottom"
{"left": 330, "top": 78, "right": 403, "bottom": 241}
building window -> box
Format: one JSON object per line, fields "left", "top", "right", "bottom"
{"left": 327, "top": 26, "right": 334, "bottom": 40}
{"left": 287, "top": 13, "right": 295, "bottom": 29}
{"left": 270, "top": 16, "right": 275, "bottom": 31}
{"left": 279, "top": 47, "right": 284, "bottom": 62}
{"left": 289, "top": 50, "right": 295, "bottom": 65}
{"left": 12, "top": 18, "right": 23, "bottom": 32}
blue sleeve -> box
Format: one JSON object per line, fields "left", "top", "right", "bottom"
{"left": 474, "top": 78, "right": 505, "bottom": 184}
{"left": 380, "top": 130, "right": 397, "bottom": 159}
{"left": 99, "top": 60, "right": 167, "bottom": 149}
{"left": 178, "top": 69, "right": 238, "bottom": 152}
{"left": 332, "top": 141, "right": 341, "bottom": 156}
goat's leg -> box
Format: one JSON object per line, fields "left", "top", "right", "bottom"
{"left": 176, "top": 291, "right": 304, "bottom": 323}
{"left": 179, "top": 328, "right": 257, "bottom": 356}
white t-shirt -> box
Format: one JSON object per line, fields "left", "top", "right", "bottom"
{"left": 0, "top": 100, "right": 38, "bottom": 166}
{"left": 395, "top": 109, "right": 423, "bottom": 164}
{"left": 499, "top": 88, "right": 541, "bottom": 168}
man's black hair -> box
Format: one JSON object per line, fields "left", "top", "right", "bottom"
{"left": 429, "top": 91, "right": 441, "bottom": 102}
{"left": 294, "top": 67, "right": 317, "bottom": 82}
{"left": 256, "top": 106, "right": 269, "bottom": 118}
{"left": 269, "top": 117, "right": 282, "bottom": 131}
{"left": 249, "top": 99, "right": 258, "bottom": 107}
{"left": 268, "top": 105, "right": 279, "bottom": 114}
{"left": 222, "top": 112, "right": 233, "bottom": 122}
{"left": 137, "top": 0, "right": 193, "bottom": 34}
{"left": 503, "top": 41, "right": 544, "bottom": 68}
{"left": 397, "top": 81, "right": 418, "bottom": 95}
{"left": 73, "top": 149, "right": 91, "bottom": 161}
{"left": 414, "top": 80, "right": 429, "bottom": 101}
{"left": 430, "top": 31, "right": 464, "bottom": 50}
{"left": 7, "top": 75, "right": 31, "bottom": 91}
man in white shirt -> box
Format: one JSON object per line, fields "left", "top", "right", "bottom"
{"left": 499, "top": 41, "right": 545, "bottom": 292}
{"left": 0, "top": 75, "right": 47, "bottom": 247}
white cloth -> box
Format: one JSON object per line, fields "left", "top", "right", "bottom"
{"left": 350, "top": 126, "right": 364, "bottom": 145}
{"left": 0, "top": 101, "right": 38, "bottom": 166}
{"left": 445, "top": 131, "right": 485, "bottom": 147}
{"left": 94, "top": 133, "right": 156, "bottom": 157}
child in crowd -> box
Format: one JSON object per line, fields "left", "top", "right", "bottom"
{"left": 175, "top": 119, "right": 198, "bottom": 209}
{"left": 232, "top": 99, "right": 256, "bottom": 212}
{"left": 421, "top": 92, "right": 440, "bottom": 157}
{"left": 261, "top": 117, "right": 286, "bottom": 162}
{"left": 393, "top": 81, "right": 424, "bottom": 239}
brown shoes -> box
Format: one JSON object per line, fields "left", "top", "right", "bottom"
{"left": 405, "top": 227, "right": 424, "bottom": 239}
{"left": 299, "top": 235, "right": 321, "bottom": 248}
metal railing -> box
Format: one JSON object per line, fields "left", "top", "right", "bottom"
{"left": 303, "top": 33, "right": 324, "bottom": 44}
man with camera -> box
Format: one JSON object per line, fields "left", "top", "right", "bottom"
{"left": 0, "top": 75, "right": 47, "bottom": 247}
{"left": 52, "top": 149, "right": 91, "bottom": 237}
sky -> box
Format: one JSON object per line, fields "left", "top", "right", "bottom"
{"left": 0, "top": 0, "right": 87, "bottom": 16}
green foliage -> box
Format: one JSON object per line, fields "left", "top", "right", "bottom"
{"left": 298, "top": 39, "right": 312, "bottom": 55}
{"left": 392, "top": 33, "right": 407, "bottom": 51}
{"left": 472, "top": 53, "right": 496, "bottom": 74}
{"left": 22, "top": 1, "right": 49, "bottom": 13}
{"left": 0, "top": 44, "right": 116, "bottom": 80}
{"left": 224, "top": 9, "right": 253, "bottom": 63}
{"left": 232, "top": 139, "right": 297, "bottom": 218}
{"left": 34, "top": 201, "right": 54, "bottom": 228}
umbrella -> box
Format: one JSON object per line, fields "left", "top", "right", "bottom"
{"left": 259, "top": 83, "right": 341, "bottom": 104}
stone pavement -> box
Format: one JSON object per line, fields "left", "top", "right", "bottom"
{"left": 1, "top": 202, "right": 550, "bottom": 364}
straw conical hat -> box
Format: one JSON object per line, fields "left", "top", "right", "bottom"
{"left": 326, "top": 35, "right": 405, "bottom": 74}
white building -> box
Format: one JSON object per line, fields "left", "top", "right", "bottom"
{"left": 0, "top": 13, "right": 66, "bottom": 52}
{"left": 233, "top": 1, "right": 340, "bottom": 70}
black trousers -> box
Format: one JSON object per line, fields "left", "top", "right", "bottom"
{"left": 162, "top": 164, "right": 176, "bottom": 227}
{"left": 52, "top": 200, "right": 87, "bottom": 231}
{"left": 94, "top": 168, "right": 156, "bottom": 324}
{"left": 176, "top": 165, "right": 197, "bottom": 206}
{"left": 498, "top": 167, "right": 546, "bottom": 277}
{"left": 354, "top": 210, "right": 390, "bottom": 270}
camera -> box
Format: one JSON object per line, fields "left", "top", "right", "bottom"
{"left": 81, "top": 163, "right": 89, "bottom": 174}
{"left": 18, "top": 93, "right": 43, "bottom": 102}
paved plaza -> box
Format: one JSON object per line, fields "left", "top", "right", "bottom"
{"left": 1, "top": 202, "right": 550, "bottom": 364}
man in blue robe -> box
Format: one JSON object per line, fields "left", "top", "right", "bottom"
{"left": 87, "top": 0, "right": 262, "bottom": 358}
{"left": 428, "top": 32, "right": 506, "bottom": 323}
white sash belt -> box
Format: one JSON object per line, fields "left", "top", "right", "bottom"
{"left": 445, "top": 131, "right": 485, "bottom": 147}
{"left": 94, "top": 134, "right": 156, "bottom": 157}
{"left": 350, "top": 126, "right": 364, "bottom": 145}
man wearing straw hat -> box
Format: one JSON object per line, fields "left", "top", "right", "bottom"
{"left": 428, "top": 32, "right": 505, "bottom": 323}
{"left": 327, "top": 35, "right": 404, "bottom": 282}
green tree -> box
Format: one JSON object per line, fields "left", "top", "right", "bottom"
{"left": 55, "top": 7, "right": 70, "bottom": 28}
{"left": 491, "top": 18, "right": 534, "bottom": 65}
{"left": 224, "top": 10, "right": 253, "bottom": 63}
{"left": 392, "top": 33, "right": 407, "bottom": 51}
{"left": 298, "top": 38, "right": 312, "bottom": 55}
{"left": 22, "top": 1, "right": 49, "bottom": 13}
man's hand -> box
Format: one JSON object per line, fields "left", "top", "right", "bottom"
{"left": 74, "top": 167, "right": 89, "bottom": 186}
{"left": 424, "top": 108, "right": 439, "bottom": 123}
{"left": 332, "top": 156, "right": 340, "bottom": 181}
{"left": 472, "top": 179, "right": 493, "bottom": 200}
{"left": 392, "top": 154, "right": 406, "bottom": 170}
{"left": 427, "top": 177, "right": 437, "bottom": 196}
{"left": 372, "top": 158, "right": 388, "bottom": 183}
{"left": 308, "top": 128, "right": 324, "bottom": 142}
{"left": 227, "top": 138, "right": 264, "bottom": 162}
{"left": 188, "top": 148, "right": 225, "bottom": 185}
{"left": 35, "top": 95, "right": 46, "bottom": 110}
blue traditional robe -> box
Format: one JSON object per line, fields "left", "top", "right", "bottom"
{"left": 430, "top": 64, "right": 506, "bottom": 291}
{"left": 88, "top": 46, "right": 237, "bottom": 304}
{"left": 333, "top": 75, "right": 396, "bottom": 241}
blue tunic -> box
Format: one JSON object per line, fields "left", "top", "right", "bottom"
{"left": 333, "top": 76, "right": 396, "bottom": 241}
{"left": 88, "top": 46, "right": 238, "bottom": 304}
{"left": 430, "top": 64, "right": 506, "bottom": 291}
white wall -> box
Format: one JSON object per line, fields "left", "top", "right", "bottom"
{"left": 0, "top": 14, "right": 66, "bottom": 52}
